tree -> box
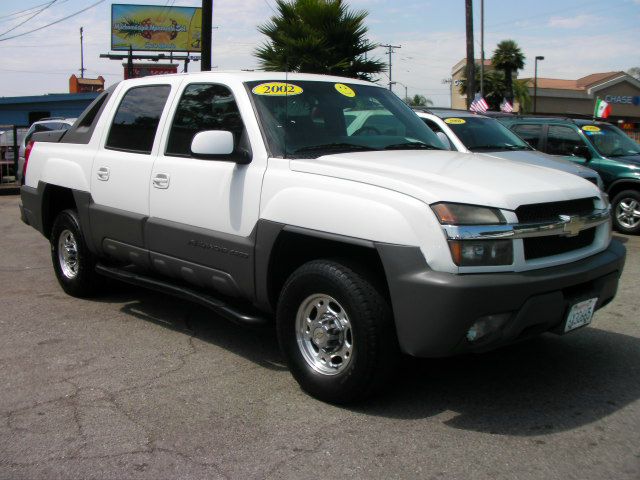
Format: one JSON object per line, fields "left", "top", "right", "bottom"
{"left": 254, "top": 0, "right": 384, "bottom": 80}
{"left": 491, "top": 39, "right": 525, "bottom": 102}
{"left": 458, "top": 66, "right": 531, "bottom": 112}
{"left": 404, "top": 94, "right": 433, "bottom": 107}
{"left": 627, "top": 67, "right": 640, "bottom": 81}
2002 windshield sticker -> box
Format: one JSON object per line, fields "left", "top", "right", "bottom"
{"left": 252, "top": 82, "right": 303, "bottom": 96}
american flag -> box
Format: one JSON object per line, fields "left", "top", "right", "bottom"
{"left": 470, "top": 93, "right": 489, "bottom": 113}
{"left": 500, "top": 98, "right": 514, "bottom": 113}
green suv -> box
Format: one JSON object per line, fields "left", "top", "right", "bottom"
{"left": 497, "top": 116, "right": 640, "bottom": 234}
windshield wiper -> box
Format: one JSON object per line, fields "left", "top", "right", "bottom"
{"left": 384, "top": 142, "right": 441, "bottom": 150}
{"left": 471, "top": 145, "right": 529, "bottom": 151}
{"left": 293, "top": 143, "right": 376, "bottom": 154}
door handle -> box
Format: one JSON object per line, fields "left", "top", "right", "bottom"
{"left": 96, "top": 166, "right": 110, "bottom": 181}
{"left": 152, "top": 173, "right": 170, "bottom": 189}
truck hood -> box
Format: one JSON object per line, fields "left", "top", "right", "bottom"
{"left": 480, "top": 149, "right": 599, "bottom": 180}
{"left": 290, "top": 150, "right": 599, "bottom": 210}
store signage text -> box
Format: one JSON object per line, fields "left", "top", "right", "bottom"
{"left": 604, "top": 95, "right": 640, "bottom": 106}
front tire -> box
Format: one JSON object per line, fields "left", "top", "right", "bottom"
{"left": 50, "top": 209, "right": 102, "bottom": 297}
{"left": 612, "top": 190, "right": 640, "bottom": 235}
{"left": 277, "top": 260, "right": 398, "bottom": 404}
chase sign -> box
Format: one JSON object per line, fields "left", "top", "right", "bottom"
{"left": 604, "top": 95, "right": 640, "bottom": 106}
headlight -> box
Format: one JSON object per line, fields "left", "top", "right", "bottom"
{"left": 431, "top": 203, "right": 512, "bottom": 267}
{"left": 448, "top": 239, "right": 513, "bottom": 266}
{"left": 431, "top": 202, "right": 506, "bottom": 225}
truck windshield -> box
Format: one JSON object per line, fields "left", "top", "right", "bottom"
{"left": 442, "top": 116, "right": 532, "bottom": 152}
{"left": 580, "top": 124, "right": 640, "bottom": 157}
{"left": 246, "top": 80, "right": 442, "bottom": 158}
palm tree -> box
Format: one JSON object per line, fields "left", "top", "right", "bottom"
{"left": 458, "top": 67, "right": 531, "bottom": 112}
{"left": 405, "top": 94, "right": 433, "bottom": 107}
{"left": 254, "top": 0, "right": 384, "bottom": 80}
{"left": 491, "top": 40, "right": 525, "bottom": 102}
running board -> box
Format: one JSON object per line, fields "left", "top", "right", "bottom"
{"left": 95, "top": 264, "right": 269, "bottom": 327}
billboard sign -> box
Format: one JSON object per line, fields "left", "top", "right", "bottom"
{"left": 111, "top": 4, "right": 202, "bottom": 52}
{"left": 123, "top": 63, "right": 178, "bottom": 80}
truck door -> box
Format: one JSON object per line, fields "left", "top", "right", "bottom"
{"left": 89, "top": 84, "right": 173, "bottom": 266}
{"left": 148, "top": 82, "right": 267, "bottom": 299}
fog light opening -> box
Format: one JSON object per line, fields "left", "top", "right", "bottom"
{"left": 466, "top": 313, "right": 511, "bottom": 342}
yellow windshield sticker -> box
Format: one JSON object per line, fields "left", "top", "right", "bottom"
{"left": 252, "top": 82, "right": 303, "bottom": 96}
{"left": 445, "top": 118, "right": 466, "bottom": 124}
{"left": 582, "top": 125, "right": 601, "bottom": 132}
{"left": 335, "top": 83, "right": 356, "bottom": 97}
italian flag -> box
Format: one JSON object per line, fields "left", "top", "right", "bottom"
{"left": 594, "top": 98, "right": 611, "bottom": 119}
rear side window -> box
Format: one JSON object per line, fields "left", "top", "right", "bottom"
{"left": 546, "top": 125, "right": 584, "bottom": 156}
{"left": 106, "top": 85, "right": 171, "bottom": 154}
{"left": 512, "top": 124, "right": 543, "bottom": 149}
{"left": 166, "top": 83, "right": 246, "bottom": 157}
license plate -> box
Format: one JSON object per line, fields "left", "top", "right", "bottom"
{"left": 564, "top": 298, "right": 598, "bottom": 333}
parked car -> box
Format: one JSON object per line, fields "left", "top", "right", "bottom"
{"left": 20, "top": 72, "right": 625, "bottom": 403}
{"left": 414, "top": 108, "right": 603, "bottom": 189}
{"left": 497, "top": 116, "right": 640, "bottom": 234}
{"left": 18, "top": 118, "right": 76, "bottom": 183}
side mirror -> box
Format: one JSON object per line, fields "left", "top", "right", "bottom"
{"left": 436, "top": 131, "right": 452, "bottom": 150}
{"left": 191, "top": 130, "right": 234, "bottom": 156}
{"left": 573, "top": 144, "right": 593, "bottom": 162}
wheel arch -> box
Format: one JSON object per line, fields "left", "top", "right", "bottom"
{"left": 607, "top": 178, "right": 640, "bottom": 201}
{"left": 41, "top": 183, "right": 77, "bottom": 239}
{"left": 255, "top": 222, "right": 391, "bottom": 314}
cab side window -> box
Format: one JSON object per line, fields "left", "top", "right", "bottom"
{"left": 106, "top": 85, "right": 171, "bottom": 154}
{"left": 511, "top": 124, "right": 542, "bottom": 149}
{"left": 166, "top": 83, "right": 246, "bottom": 157}
{"left": 546, "top": 125, "right": 584, "bottom": 156}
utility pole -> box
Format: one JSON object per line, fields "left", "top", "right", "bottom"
{"left": 381, "top": 44, "right": 401, "bottom": 91}
{"left": 465, "top": 0, "right": 476, "bottom": 109}
{"left": 79, "top": 27, "right": 86, "bottom": 78}
{"left": 480, "top": 0, "right": 484, "bottom": 97}
{"left": 201, "top": 0, "right": 212, "bottom": 71}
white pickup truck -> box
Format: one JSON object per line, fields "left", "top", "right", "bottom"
{"left": 20, "top": 72, "right": 626, "bottom": 403}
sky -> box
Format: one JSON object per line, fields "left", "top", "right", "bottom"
{"left": 0, "top": 0, "right": 639, "bottom": 106}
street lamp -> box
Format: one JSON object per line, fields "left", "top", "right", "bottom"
{"left": 534, "top": 55, "right": 544, "bottom": 114}
{"left": 390, "top": 81, "right": 409, "bottom": 103}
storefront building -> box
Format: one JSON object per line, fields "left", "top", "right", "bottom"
{"left": 450, "top": 60, "right": 640, "bottom": 140}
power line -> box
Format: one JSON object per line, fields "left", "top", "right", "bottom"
{"left": 0, "top": 2, "right": 51, "bottom": 20}
{"left": 0, "top": 0, "right": 105, "bottom": 42}
{"left": 0, "top": 0, "right": 57, "bottom": 38}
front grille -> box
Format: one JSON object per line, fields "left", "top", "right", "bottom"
{"left": 515, "top": 198, "right": 595, "bottom": 223}
{"left": 523, "top": 227, "right": 596, "bottom": 260}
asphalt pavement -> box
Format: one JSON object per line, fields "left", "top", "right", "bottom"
{"left": 0, "top": 195, "right": 639, "bottom": 480}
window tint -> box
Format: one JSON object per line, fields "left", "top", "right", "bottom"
{"left": 546, "top": 125, "right": 584, "bottom": 156}
{"left": 422, "top": 118, "right": 443, "bottom": 133}
{"left": 78, "top": 91, "right": 109, "bottom": 128}
{"left": 106, "top": 85, "right": 171, "bottom": 154}
{"left": 166, "top": 83, "right": 245, "bottom": 157}
{"left": 359, "top": 113, "right": 406, "bottom": 136}
{"left": 247, "top": 80, "right": 441, "bottom": 158}
{"left": 512, "top": 124, "right": 542, "bottom": 149}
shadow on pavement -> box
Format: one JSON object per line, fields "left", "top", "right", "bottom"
{"left": 95, "top": 281, "right": 287, "bottom": 373}
{"left": 355, "top": 327, "right": 640, "bottom": 436}
{"left": 95, "top": 282, "right": 640, "bottom": 436}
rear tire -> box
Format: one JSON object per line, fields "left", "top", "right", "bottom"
{"left": 611, "top": 190, "right": 640, "bottom": 235}
{"left": 277, "top": 259, "right": 399, "bottom": 404}
{"left": 50, "top": 209, "right": 103, "bottom": 297}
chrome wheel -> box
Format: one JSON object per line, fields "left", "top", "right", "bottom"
{"left": 295, "top": 294, "right": 353, "bottom": 375}
{"left": 57, "top": 229, "right": 79, "bottom": 279}
{"left": 615, "top": 197, "right": 640, "bottom": 230}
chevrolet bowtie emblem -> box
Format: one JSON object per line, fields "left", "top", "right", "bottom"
{"left": 559, "top": 215, "right": 584, "bottom": 237}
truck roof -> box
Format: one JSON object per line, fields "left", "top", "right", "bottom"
{"left": 117, "top": 70, "right": 381, "bottom": 87}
